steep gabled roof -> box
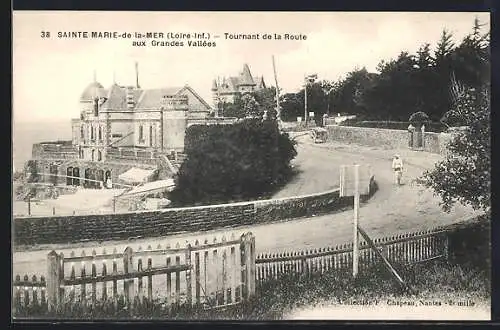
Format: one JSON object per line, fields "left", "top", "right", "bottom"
{"left": 238, "top": 64, "right": 255, "bottom": 86}
{"left": 135, "top": 87, "right": 183, "bottom": 109}
{"left": 101, "top": 84, "right": 128, "bottom": 110}
{"left": 255, "top": 76, "right": 266, "bottom": 89}
{"left": 178, "top": 85, "right": 212, "bottom": 111}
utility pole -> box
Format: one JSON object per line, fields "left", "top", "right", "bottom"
{"left": 304, "top": 74, "right": 317, "bottom": 125}
{"left": 304, "top": 80, "right": 308, "bottom": 124}
{"left": 353, "top": 164, "right": 360, "bottom": 278}
{"left": 272, "top": 55, "right": 281, "bottom": 126}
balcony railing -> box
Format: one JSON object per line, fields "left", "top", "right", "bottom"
{"left": 106, "top": 148, "right": 158, "bottom": 165}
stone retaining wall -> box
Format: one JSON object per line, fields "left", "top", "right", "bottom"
{"left": 14, "top": 177, "right": 377, "bottom": 246}
{"left": 326, "top": 125, "right": 452, "bottom": 155}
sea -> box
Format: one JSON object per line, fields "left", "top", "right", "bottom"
{"left": 12, "top": 119, "right": 72, "bottom": 172}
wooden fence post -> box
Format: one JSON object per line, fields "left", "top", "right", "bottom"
{"left": 240, "top": 232, "right": 256, "bottom": 301}
{"left": 240, "top": 235, "right": 247, "bottom": 300}
{"left": 123, "top": 247, "right": 134, "bottom": 304}
{"left": 443, "top": 233, "right": 450, "bottom": 261}
{"left": 248, "top": 233, "right": 256, "bottom": 297}
{"left": 185, "top": 244, "right": 192, "bottom": 306}
{"left": 47, "top": 250, "right": 62, "bottom": 312}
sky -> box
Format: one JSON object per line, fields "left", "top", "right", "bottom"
{"left": 12, "top": 11, "right": 490, "bottom": 123}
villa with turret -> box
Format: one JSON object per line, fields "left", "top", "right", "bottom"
{"left": 28, "top": 63, "right": 233, "bottom": 191}
{"left": 211, "top": 64, "right": 266, "bottom": 108}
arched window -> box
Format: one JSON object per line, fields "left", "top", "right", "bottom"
{"left": 66, "top": 167, "right": 73, "bottom": 186}
{"left": 98, "top": 127, "right": 102, "bottom": 141}
{"left": 73, "top": 167, "right": 80, "bottom": 186}
{"left": 91, "top": 149, "right": 95, "bottom": 161}
{"left": 84, "top": 168, "right": 90, "bottom": 188}
{"left": 97, "top": 150, "right": 102, "bottom": 161}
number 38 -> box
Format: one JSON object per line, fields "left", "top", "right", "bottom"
{"left": 41, "top": 31, "right": 51, "bottom": 38}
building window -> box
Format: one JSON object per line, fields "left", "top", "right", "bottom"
{"left": 98, "top": 127, "right": 102, "bottom": 141}
{"left": 98, "top": 150, "right": 102, "bottom": 161}
{"left": 149, "top": 126, "right": 153, "bottom": 147}
{"left": 90, "top": 125, "right": 94, "bottom": 140}
{"left": 91, "top": 149, "right": 95, "bottom": 161}
{"left": 139, "top": 125, "right": 144, "bottom": 142}
{"left": 93, "top": 98, "right": 99, "bottom": 117}
{"left": 80, "top": 126, "right": 84, "bottom": 139}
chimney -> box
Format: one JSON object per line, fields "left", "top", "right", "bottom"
{"left": 126, "top": 86, "right": 135, "bottom": 109}
{"left": 135, "top": 62, "right": 140, "bottom": 88}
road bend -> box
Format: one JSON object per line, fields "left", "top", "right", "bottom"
{"left": 13, "top": 138, "right": 480, "bottom": 276}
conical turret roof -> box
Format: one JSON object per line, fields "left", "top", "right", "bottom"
{"left": 80, "top": 81, "right": 104, "bottom": 101}
{"left": 238, "top": 64, "right": 255, "bottom": 85}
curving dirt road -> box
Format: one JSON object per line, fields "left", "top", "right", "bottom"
{"left": 12, "top": 138, "right": 481, "bottom": 276}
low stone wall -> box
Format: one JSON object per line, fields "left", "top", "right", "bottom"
{"left": 13, "top": 177, "right": 377, "bottom": 246}
{"left": 326, "top": 125, "right": 451, "bottom": 155}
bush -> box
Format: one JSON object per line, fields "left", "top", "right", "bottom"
{"left": 169, "top": 119, "right": 297, "bottom": 206}
{"left": 408, "top": 111, "right": 430, "bottom": 124}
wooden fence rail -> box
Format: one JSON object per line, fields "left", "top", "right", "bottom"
{"left": 12, "top": 275, "right": 47, "bottom": 312}
{"left": 255, "top": 228, "right": 449, "bottom": 283}
{"left": 13, "top": 232, "right": 256, "bottom": 314}
{"left": 13, "top": 227, "right": 450, "bottom": 315}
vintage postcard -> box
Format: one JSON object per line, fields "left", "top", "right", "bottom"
{"left": 12, "top": 11, "right": 491, "bottom": 321}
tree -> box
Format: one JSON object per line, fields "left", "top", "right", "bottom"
{"left": 254, "top": 87, "right": 278, "bottom": 120}
{"left": 222, "top": 95, "right": 245, "bottom": 118}
{"left": 435, "top": 29, "right": 455, "bottom": 63}
{"left": 280, "top": 92, "right": 304, "bottom": 122}
{"left": 421, "top": 86, "right": 490, "bottom": 212}
{"left": 451, "top": 17, "right": 490, "bottom": 92}
{"left": 408, "top": 111, "right": 430, "bottom": 125}
{"left": 241, "top": 94, "right": 260, "bottom": 118}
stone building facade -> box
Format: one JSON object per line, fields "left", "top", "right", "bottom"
{"left": 29, "top": 64, "right": 218, "bottom": 188}
{"left": 211, "top": 63, "right": 266, "bottom": 109}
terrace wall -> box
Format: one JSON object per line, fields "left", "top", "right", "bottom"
{"left": 14, "top": 177, "right": 377, "bottom": 246}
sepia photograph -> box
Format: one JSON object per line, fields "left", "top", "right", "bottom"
{"left": 12, "top": 11, "right": 491, "bottom": 321}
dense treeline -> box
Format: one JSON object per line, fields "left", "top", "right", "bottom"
{"left": 169, "top": 119, "right": 297, "bottom": 206}
{"left": 279, "top": 18, "right": 490, "bottom": 124}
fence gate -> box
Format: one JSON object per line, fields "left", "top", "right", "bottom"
{"left": 188, "top": 232, "right": 255, "bottom": 308}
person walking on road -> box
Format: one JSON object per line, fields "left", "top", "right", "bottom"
{"left": 392, "top": 154, "right": 404, "bottom": 185}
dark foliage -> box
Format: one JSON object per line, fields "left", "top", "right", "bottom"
{"left": 421, "top": 86, "right": 490, "bottom": 212}
{"left": 279, "top": 18, "right": 489, "bottom": 123}
{"left": 169, "top": 119, "right": 297, "bottom": 206}
{"left": 220, "top": 87, "right": 278, "bottom": 120}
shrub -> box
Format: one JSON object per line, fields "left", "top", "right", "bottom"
{"left": 169, "top": 119, "right": 297, "bottom": 206}
{"left": 421, "top": 87, "right": 490, "bottom": 212}
{"left": 408, "top": 111, "right": 431, "bottom": 124}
